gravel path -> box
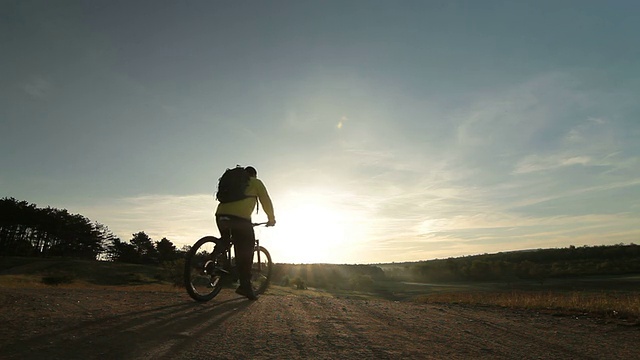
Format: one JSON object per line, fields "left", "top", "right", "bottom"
{"left": 0, "top": 287, "right": 637, "bottom": 359}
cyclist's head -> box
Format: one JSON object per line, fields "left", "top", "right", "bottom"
{"left": 245, "top": 166, "right": 257, "bottom": 177}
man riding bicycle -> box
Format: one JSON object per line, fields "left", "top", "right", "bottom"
{"left": 215, "top": 166, "right": 276, "bottom": 300}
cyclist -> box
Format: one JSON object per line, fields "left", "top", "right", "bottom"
{"left": 215, "top": 166, "right": 276, "bottom": 300}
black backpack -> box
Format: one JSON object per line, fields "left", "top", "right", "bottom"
{"left": 216, "top": 166, "right": 250, "bottom": 203}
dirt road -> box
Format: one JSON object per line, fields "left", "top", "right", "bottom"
{"left": 0, "top": 287, "right": 637, "bottom": 359}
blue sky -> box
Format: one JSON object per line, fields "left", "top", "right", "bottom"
{"left": 2, "top": 1, "right": 639, "bottom": 264}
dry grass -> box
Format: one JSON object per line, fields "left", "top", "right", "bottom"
{"left": 0, "top": 274, "right": 51, "bottom": 288}
{"left": 0, "top": 273, "right": 181, "bottom": 293}
{"left": 416, "top": 290, "right": 640, "bottom": 320}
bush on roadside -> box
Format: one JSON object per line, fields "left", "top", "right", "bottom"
{"left": 293, "top": 277, "right": 306, "bottom": 290}
{"left": 350, "top": 274, "right": 374, "bottom": 291}
{"left": 160, "top": 259, "right": 185, "bottom": 286}
{"left": 42, "top": 272, "right": 76, "bottom": 285}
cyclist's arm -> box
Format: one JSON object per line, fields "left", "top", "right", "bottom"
{"left": 255, "top": 179, "right": 275, "bottom": 223}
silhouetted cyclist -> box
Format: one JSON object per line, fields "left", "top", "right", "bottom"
{"left": 215, "top": 166, "right": 275, "bottom": 300}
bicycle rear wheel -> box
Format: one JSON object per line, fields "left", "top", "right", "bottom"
{"left": 184, "top": 236, "right": 225, "bottom": 302}
{"left": 251, "top": 246, "right": 272, "bottom": 294}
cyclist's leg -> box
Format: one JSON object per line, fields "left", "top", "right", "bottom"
{"left": 216, "top": 215, "right": 257, "bottom": 299}
{"left": 231, "top": 221, "right": 257, "bottom": 299}
{"left": 233, "top": 224, "right": 255, "bottom": 279}
{"left": 215, "top": 216, "right": 234, "bottom": 254}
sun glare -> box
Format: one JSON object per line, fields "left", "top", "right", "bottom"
{"left": 259, "top": 194, "right": 358, "bottom": 264}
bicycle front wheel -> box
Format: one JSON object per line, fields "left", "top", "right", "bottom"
{"left": 251, "top": 246, "right": 272, "bottom": 295}
{"left": 184, "top": 236, "right": 224, "bottom": 302}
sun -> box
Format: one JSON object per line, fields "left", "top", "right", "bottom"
{"left": 257, "top": 198, "right": 350, "bottom": 264}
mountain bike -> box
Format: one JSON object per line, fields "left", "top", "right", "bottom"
{"left": 184, "top": 222, "right": 272, "bottom": 302}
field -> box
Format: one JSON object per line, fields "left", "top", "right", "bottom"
{"left": 1, "top": 257, "right": 639, "bottom": 359}
{"left": 2, "top": 256, "right": 639, "bottom": 321}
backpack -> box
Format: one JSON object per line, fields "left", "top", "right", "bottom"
{"left": 216, "top": 166, "right": 250, "bottom": 203}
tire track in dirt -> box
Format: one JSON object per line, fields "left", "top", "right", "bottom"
{"left": 440, "top": 306, "right": 589, "bottom": 359}
{"left": 177, "top": 295, "right": 318, "bottom": 360}
{"left": 442, "top": 305, "right": 637, "bottom": 360}
{"left": 349, "top": 300, "right": 601, "bottom": 359}
{"left": 319, "top": 298, "right": 478, "bottom": 359}
{"left": 297, "top": 297, "right": 430, "bottom": 359}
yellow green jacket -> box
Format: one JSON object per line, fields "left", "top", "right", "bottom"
{"left": 215, "top": 177, "right": 275, "bottom": 221}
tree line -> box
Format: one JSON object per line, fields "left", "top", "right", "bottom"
{"left": 0, "top": 197, "right": 184, "bottom": 264}
{"left": 385, "top": 243, "right": 640, "bottom": 283}
{"left": 261, "top": 243, "right": 640, "bottom": 293}
{"left": 106, "top": 231, "right": 186, "bottom": 264}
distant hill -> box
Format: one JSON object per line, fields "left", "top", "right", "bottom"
{"left": 3, "top": 243, "right": 639, "bottom": 291}
{"left": 379, "top": 244, "right": 640, "bottom": 283}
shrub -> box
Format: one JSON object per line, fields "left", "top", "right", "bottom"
{"left": 42, "top": 272, "right": 75, "bottom": 285}
{"left": 350, "top": 274, "right": 374, "bottom": 290}
{"left": 293, "top": 277, "right": 306, "bottom": 290}
{"left": 160, "top": 259, "right": 185, "bottom": 286}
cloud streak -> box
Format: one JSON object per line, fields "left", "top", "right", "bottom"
{"left": 22, "top": 77, "right": 52, "bottom": 98}
{"left": 75, "top": 194, "right": 216, "bottom": 248}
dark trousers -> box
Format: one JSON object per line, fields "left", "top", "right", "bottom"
{"left": 216, "top": 215, "right": 255, "bottom": 283}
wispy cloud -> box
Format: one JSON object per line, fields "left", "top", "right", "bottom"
{"left": 75, "top": 194, "right": 216, "bottom": 248}
{"left": 22, "top": 77, "right": 52, "bottom": 98}
{"left": 513, "top": 154, "right": 591, "bottom": 174}
{"left": 513, "top": 115, "right": 630, "bottom": 174}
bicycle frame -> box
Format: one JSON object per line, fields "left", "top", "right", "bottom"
{"left": 254, "top": 238, "right": 262, "bottom": 271}
{"left": 184, "top": 222, "right": 272, "bottom": 302}
{"left": 215, "top": 223, "right": 267, "bottom": 274}
{"left": 214, "top": 240, "right": 260, "bottom": 271}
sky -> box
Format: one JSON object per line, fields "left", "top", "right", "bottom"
{"left": 2, "top": 0, "right": 639, "bottom": 264}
